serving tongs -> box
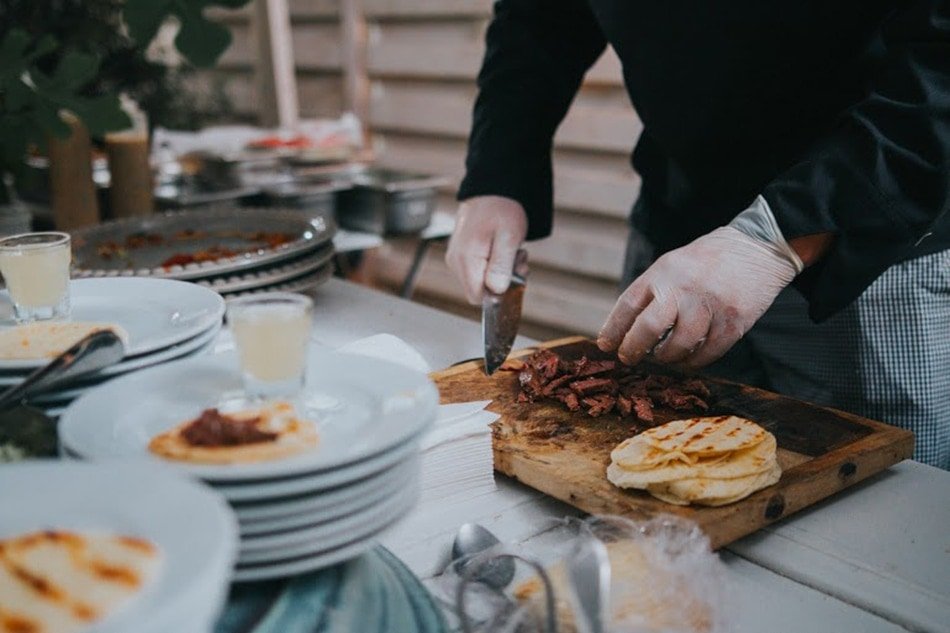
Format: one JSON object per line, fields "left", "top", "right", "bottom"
{"left": 0, "top": 330, "right": 125, "bottom": 411}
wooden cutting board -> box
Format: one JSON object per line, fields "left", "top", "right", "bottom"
{"left": 432, "top": 337, "right": 914, "bottom": 549}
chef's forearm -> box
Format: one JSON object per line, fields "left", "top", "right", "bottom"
{"left": 458, "top": 0, "right": 607, "bottom": 240}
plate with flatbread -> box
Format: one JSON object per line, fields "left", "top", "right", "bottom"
{"left": 58, "top": 348, "right": 438, "bottom": 482}
{"left": 0, "top": 460, "right": 237, "bottom": 633}
{"left": 0, "top": 278, "right": 224, "bottom": 369}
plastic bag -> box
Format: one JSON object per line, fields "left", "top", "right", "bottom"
{"left": 436, "top": 514, "right": 730, "bottom": 633}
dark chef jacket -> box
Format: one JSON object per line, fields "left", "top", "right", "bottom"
{"left": 456, "top": 0, "right": 950, "bottom": 321}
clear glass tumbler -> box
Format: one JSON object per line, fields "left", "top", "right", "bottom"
{"left": 0, "top": 232, "right": 71, "bottom": 323}
{"left": 227, "top": 292, "right": 314, "bottom": 401}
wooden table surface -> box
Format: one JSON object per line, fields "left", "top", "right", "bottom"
{"left": 283, "top": 279, "right": 949, "bottom": 632}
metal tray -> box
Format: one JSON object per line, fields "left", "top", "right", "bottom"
{"left": 223, "top": 261, "right": 335, "bottom": 297}
{"left": 195, "top": 242, "right": 335, "bottom": 294}
{"left": 71, "top": 207, "right": 335, "bottom": 281}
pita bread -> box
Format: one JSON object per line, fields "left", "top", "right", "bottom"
{"left": 640, "top": 416, "right": 767, "bottom": 457}
{"left": 608, "top": 435, "right": 697, "bottom": 469}
{"left": 0, "top": 322, "right": 129, "bottom": 361}
{"left": 0, "top": 530, "right": 161, "bottom": 633}
{"left": 607, "top": 433, "right": 777, "bottom": 486}
{"left": 648, "top": 461, "right": 782, "bottom": 507}
{"left": 149, "top": 401, "right": 318, "bottom": 465}
{"left": 607, "top": 416, "right": 782, "bottom": 507}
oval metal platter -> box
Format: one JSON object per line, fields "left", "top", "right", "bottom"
{"left": 71, "top": 207, "right": 335, "bottom": 281}
{"left": 196, "top": 242, "right": 335, "bottom": 294}
{"left": 221, "top": 262, "right": 335, "bottom": 298}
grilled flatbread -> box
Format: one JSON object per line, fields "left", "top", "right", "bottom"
{"left": 607, "top": 433, "right": 777, "bottom": 486}
{"left": 149, "top": 401, "right": 318, "bottom": 465}
{"left": 640, "top": 415, "right": 767, "bottom": 457}
{"left": 0, "top": 322, "right": 129, "bottom": 361}
{"left": 0, "top": 530, "right": 161, "bottom": 633}
{"left": 647, "top": 461, "right": 783, "bottom": 507}
{"left": 607, "top": 416, "right": 781, "bottom": 506}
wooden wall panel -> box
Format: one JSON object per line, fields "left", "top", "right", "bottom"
{"left": 204, "top": 0, "right": 343, "bottom": 124}
{"left": 204, "top": 0, "right": 639, "bottom": 337}
{"left": 365, "top": 10, "right": 638, "bottom": 336}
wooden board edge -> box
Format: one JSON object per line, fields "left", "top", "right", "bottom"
{"left": 429, "top": 335, "right": 589, "bottom": 380}
{"left": 492, "top": 425, "right": 915, "bottom": 550}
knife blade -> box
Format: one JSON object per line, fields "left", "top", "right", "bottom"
{"left": 567, "top": 534, "right": 611, "bottom": 633}
{"left": 482, "top": 249, "right": 528, "bottom": 375}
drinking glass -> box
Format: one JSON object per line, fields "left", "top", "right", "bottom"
{"left": 228, "top": 292, "right": 314, "bottom": 401}
{"left": 0, "top": 232, "right": 71, "bottom": 322}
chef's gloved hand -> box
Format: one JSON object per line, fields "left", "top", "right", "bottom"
{"left": 446, "top": 196, "right": 528, "bottom": 304}
{"left": 598, "top": 198, "right": 804, "bottom": 368}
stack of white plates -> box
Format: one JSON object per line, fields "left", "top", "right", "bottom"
{"left": 0, "top": 460, "right": 238, "bottom": 633}
{"left": 0, "top": 278, "right": 225, "bottom": 417}
{"left": 57, "top": 349, "right": 439, "bottom": 581}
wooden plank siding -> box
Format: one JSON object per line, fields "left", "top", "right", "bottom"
{"left": 204, "top": 1, "right": 345, "bottom": 121}
{"left": 364, "top": 5, "right": 641, "bottom": 336}
{"left": 202, "top": 0, "right": 641, "bottom": 336}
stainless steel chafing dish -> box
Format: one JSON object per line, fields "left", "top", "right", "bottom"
{"left": 335, "top": 167, "right": 448, "bottom": 235}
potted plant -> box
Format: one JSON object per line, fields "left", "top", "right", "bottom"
{"left": 0, "top": 0, "right": 251, "bottom": 230}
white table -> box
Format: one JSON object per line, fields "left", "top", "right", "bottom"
{"left": 309, "top": 279, "right": 950, "bottom": 632}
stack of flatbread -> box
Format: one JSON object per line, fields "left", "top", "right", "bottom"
{"left": 607, "top": 416, "right": 781, "bottom": 506}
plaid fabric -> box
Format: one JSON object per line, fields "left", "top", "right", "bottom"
{"left": 706, "top": 249, "right": 950, "bottom": 469}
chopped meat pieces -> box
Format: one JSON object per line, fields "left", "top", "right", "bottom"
{"left": 631, "top": 397, "right": 655, "bottom": 423}
{"left": 569, "top": 377, "right": 616, "bottom": 396}
{"left": 583, "top": 394, "right": 616, "bottom": 417}
{"left": 515, "top": 349, "right": 710, "bottom": 425}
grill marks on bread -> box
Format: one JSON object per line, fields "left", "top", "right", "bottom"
{"left": 0, "top": 531, "right": 159, "bottom": 633}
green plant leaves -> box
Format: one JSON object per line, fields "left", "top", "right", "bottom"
{"left": 123, "top": 0, "right": 250, "bottom": 68}
{"left": 124, "top": 0, "right": 177, "bottom": 53}
{"left": 0, "top": 28, "right": 129, "bottom": 174}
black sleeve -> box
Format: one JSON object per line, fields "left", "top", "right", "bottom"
{"left": 457, "top": 0, "right": 607, "bottom": 239}
{"left": 762, "top": 0, "right": 950, "bottom": 322}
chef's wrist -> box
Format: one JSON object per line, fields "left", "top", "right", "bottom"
{"left": 728, "top": 195, "right": 805, "bottom": 275}
{"left": 788, "top": 233, "right": 834, "bottom": 267}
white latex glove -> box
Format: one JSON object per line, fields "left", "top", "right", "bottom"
{"left": 597, "top": 226, "right": 801, "bottom": 368}
{"left": 445, "top": 195, "right": 528, "bottom": 304}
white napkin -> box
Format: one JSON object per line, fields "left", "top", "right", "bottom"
{"left": 338, "top": 333, "right": 431, "bottom": 373}
{"left": 337, "top": 334, "right": 498, "bottom": 505}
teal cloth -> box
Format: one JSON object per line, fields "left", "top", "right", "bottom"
{"left": 215, "top": 547, "right": 446, "bottom": 633}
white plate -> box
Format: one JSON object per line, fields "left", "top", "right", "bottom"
{"left": 24, "top": 327, "right": 221, "bottom": 399}
{"left": 0, "top": 460, "right": 238, "bottom": 633}
{"left": 239, "top": 474, "right": 418, "bottom": 559}
{"left": 235, "top": 490, "right": 418, "bottom": 578}
{"left": 209, "top": 437, "right": 421, "bottom": 502}
{"left": 59, "top": 348, "right": 438, "bottom": 482}
{"left": 238, "top": 458, "right": 419, "bottom": 537}
{"left": 233, "top": 525, "right": 380, "bottom": 583}
{"left": 0, "top": 278, "right": 224, "bottom": 369}
{"left": 236, "top": 456, "right": 418, "bottom": 534}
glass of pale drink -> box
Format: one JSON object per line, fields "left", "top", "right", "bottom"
{"left": 0, "top": 232, "right": 71, "bottom": 322}
{"left": 227, "top": 292, "right": 313, "bottom": 401}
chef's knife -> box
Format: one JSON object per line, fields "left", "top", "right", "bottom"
{"left": 482, "top": 249, "right": 528, "bottom": 375}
